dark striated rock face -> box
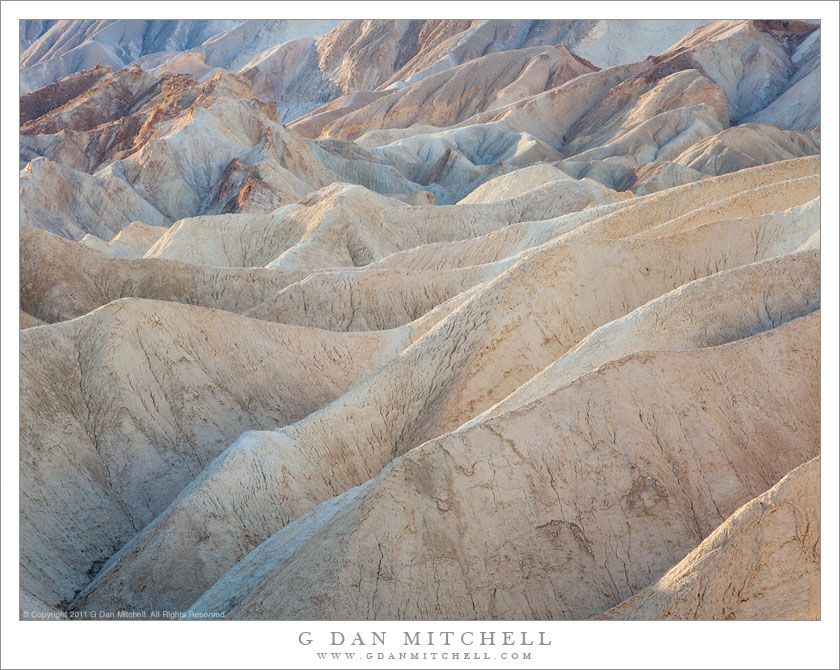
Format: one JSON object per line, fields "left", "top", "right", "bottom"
{"left": 19, "top": 64, "right": 112, "bottom": 124}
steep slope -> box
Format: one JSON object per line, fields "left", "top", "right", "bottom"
{"left": 241, "top": 20, "right": 714, "bottom": 124}
{"left": 19, "top": 20, "right": 59, "bottom": 51}
{"left": 146, "top": 179, "right": 623, "bottom": 271}
{"left": 19, "top": 70, "right": 427, "bottom": 225}
{"left": 19, "top": 64, "right": 112, "bottom": 123}
{"left": 240, "top": 20, "right": 473, "bottom": 122}
{"left": 375, "top": 20, "right": 710, "bottom": 91}
{"left": 356, "top": 123, "right": 569, "bottom": 203}
{"left": 370, "top": 157, "right": 818, "bottom": 274}
{"left": 80, "top": 221, "right": 168, "bottom": 258}
{"left": 598, "top": 457, "right": 820, "bottom": 620}
{"left": 315, "top": 45, "right": 596, "bottom": 140}
{"left": 19, "top": 19, "right": 242, "bottom": 92}
{"left": 19, "top": 67, "right": 273, "bottom": 174}
{"left": 569, "top": 20, "right": 711, "bottom": 67}
{"left": 187, "top": 312, "right": 819, "bottom": 620}
{"left": 452, "top": 20, "right": 820, "bottom": 192}
{"left": 244, "top": 263, "right": 503, "bottom": 332}
{"left": 20, "top": 299, "right": 407, "bottom": 610}
{"left": 745, "top": 27, "right": 820, "bottom": 130}
{"left": 457, "top": 164, "right": 572, "bottom": 204}
{"left": 471, "top": 250, "right": 820, "bottom": 426}
{"left": 85, "top": 79, "right": 428, "bottom": 220}
{"left": 628, "top": 123, "right": 820, "bottom": 195}
{"left": 669, "top": 123, "right": 819, "bottom": 175}
{"left": 134, "top": 19, "right": 341, "bottom": 74}
{"left": 20, "top": 227, "right": 291, "bottom": 324}
{"left": 20, "top": 65, "right": 164, "bottom": 137}
{"left": 17, "top": 18, "right": 823, "bottom": 625}
{"left": 69, "top": 201, "right": 818, "bottom": 616}
{"left": 19, "top": 310, "right": 46, "bottom": 330}
{"left": 241, "top": 20, "right": 600, "bottom": 122}
{"left": 21, "top": 19, "right": 819, "bottom": 241}
{"left": 19, "top": 158, "right": 169, "bottom": 241}
{"left": 552, "top": 68, "right": 730, "bottom": 158}
{"left": 663, "top": 20, "right": 819, "bottom": 127}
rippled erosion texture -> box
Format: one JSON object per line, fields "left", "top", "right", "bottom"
{"left": 19, "top": 18, "right": 821, "bottom": 621}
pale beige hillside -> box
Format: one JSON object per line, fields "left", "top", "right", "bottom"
{"left": 598, "top": 457, "right": 820, "bottom": 620}
{"left": 70, "top": 204, "right": 817, "bottom": 617}
{"left": 20, "top": 228, "right": 292, "bottom": 324}
{"left": 198, "top": 313, "right": 819, "bottom": 620}
{"left": 21, "top": 299, "right": 407, "bottom": 609}
{"left": 18, "top": 18, "right": 822, "bottom": 624}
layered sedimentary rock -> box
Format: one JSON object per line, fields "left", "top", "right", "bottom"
{"left": 69, "top": 219, "right": 819, "bottom": 615}
{"left": 19, "top": 18, "right": 821, "bottom": 622}
{"left": 314, "top": 45, "right": 597, "bottom": 140}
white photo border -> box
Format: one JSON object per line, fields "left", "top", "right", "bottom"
{"left": 2, "top": 3, "right": 837, "bottom": 669}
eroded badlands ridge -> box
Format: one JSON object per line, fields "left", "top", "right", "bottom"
{"left": 19, "top": 19, "right": 820, "bottom": 620}
{"left": 598, "top": 457, "right": 820, "bottom": 620}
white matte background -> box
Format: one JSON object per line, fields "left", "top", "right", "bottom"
{"left": 1, "top": 2, "right": 838, "bottom": 668}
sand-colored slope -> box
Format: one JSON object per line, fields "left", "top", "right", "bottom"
{"left": 462, "top": 21, "right": 819, "bottom": 161}
{"left": 20, "top": 70, "right": 433, "bottom": 230}
{"left": 245, "top": 263, "right": 504, "bottom": 332}
{"left": 19, "top": 158, "right": 169, "bottom": 241}
{"left": 457, "top": 164, "right": 572, "bottom": 204}
{"left": 617, "top": 122, "right": 819, "bottom": 195}
{"left": 358, "top": 122, "right": 568, "bottom": 203}
{"left": 146, "top": 179, "right": 622, "bottom": 271}
{"left": 144, "top": 207, "right": 316, "bottom": 269}
{"left": 630, "top": 178, "right": 818, "bottom": 241}
{"left": 369, "top": 157, "right": 817, "bottom": 275}
{"left": 563, "top": 159, "right": 819, "bottom": 243}
{"left": 563, "top": 69, "right": 729, "bottom": 158}
{"left": 70, "top": 195, "right": 817, "bottom": 616}
{"left": 193, "top": 312, "right": 819, "bottom": 620}
{"left": 663, "top": 20, "right": 819, "bottom": 125}
{"left": 16, "top": 18, "right": 823, "bottom": 625}
{"left": 240, "top": 20, "right": 473, "bottom": 121}
{"left": 598, "top": 457, "right": 820, "bottom": 620}
{"left": 462, "top": 62, "right": 645, "bottom": 149}
{"left": 670, "top": 123, "right": 820, "bottom": 175}
{"left": 79, "top": 221, "right": 168, "bottom": 258}
{"left": 20, "top": 228, "right": 292, "bottom": 324}
{"left": 19, "top": 66, "right": 241, "bottom": 174}
{"left": 471, "top": 250, "right": 819, "bottom": 426}
{"left": 317, "top": 45, "right": 596, "bottom": 140}
{"left": 20, "top": 298, "right": 406, "bottom": 609}
{"left": 187, "top": 255, "right": 820, "bottom": 618}
{"left": 21, "top": 159, "right": 818, "bottom": 333}
{"left": 241, "top": 20, "right": 654, "bottom": 123}
{"left": 246, "top": 195, "right": 817, "bottom": 334}
{"left": 19, "top": 310, "right": 46, "bottom": 330}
